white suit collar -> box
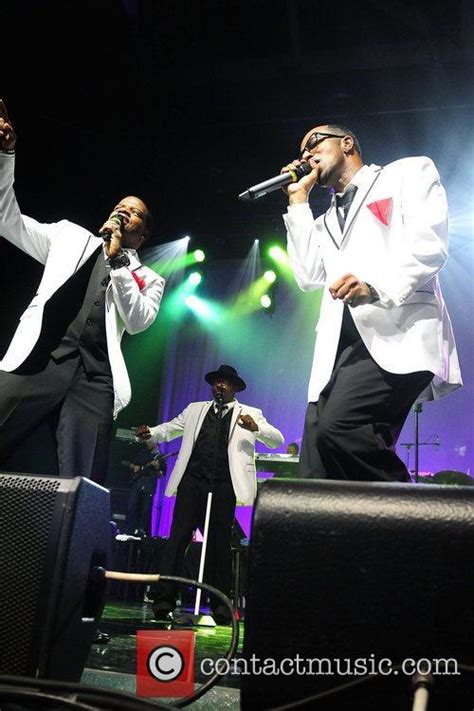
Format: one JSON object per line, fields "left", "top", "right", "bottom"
{"left": 324, "top": 164, "right": 382, "bottom": 247}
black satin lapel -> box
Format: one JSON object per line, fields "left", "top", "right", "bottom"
{"left": 323, "top": 211, "right": 341, "bottom": 250}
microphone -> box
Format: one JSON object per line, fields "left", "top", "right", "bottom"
{"left": 238, "top": 162, "right": 313, "bottom": 201}
{"left": 101, "top": 213, "right": 124, "bottom": 242}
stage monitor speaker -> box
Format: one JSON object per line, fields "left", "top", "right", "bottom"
{"left": 0, "top": 472, "right": 110, "bottom": 681}
{"left": 241, "top": 479, "right": 474, "bottom": 710}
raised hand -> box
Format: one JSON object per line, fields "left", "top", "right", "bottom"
{"left": 238, "top": 414, "right": 259, "bottom": 432}
{"left": 0, "top": 100, "right": 17, "bottom": 152}
{"left": 280, "top": 158, "right": 319, "bottom": 203}
{"left": 99, "top": 213, "right": 124, "bottom": 259}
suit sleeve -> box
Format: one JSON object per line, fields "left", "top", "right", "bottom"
{"left": 367, "top": 157, "right": 449, "bottom": 308}
{"left": 109, "top": 266, "right": 165, "bottom": 334}
{"left": 284, "top": 202, "right": 326, "bottom": 291}
{"left": 148, "top": 407, "right": 188, "bottom": 444}
{"left": 0, "top": 153, "right": 57, "bottom": 264}
{"left": 253, "top": 409, "right": 284, "bottom": 449}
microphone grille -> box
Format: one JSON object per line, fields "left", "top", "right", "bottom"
{"left": 111, "top": 213, "right": 124, "bottom": 226}
{"left": 296, "top": 162, "right": 313, "bottom": 179}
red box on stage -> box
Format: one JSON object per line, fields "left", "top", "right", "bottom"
{"left": 136, "top": 630, "right": 195, "bottom": 697}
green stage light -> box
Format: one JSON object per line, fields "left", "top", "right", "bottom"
{"left": 185, "top": 295, "right": 201, "bottom": 309}
{"left": 260, "top": 294, "right": 272, "bottom": 309}
{"left": 188, "top": 271, "right": 202, "bottom": 286}
{"left": 267, "top": 243, "right": 294, "bottom": 281}
{"left": 268, "top": 245, "right": 287, "bottom": 262}
{"left": 185, "top": 294, "right": 223, "bottom": 323}
{"left": 194, "top": 249, "right": 205, "bottom": 263}
{"left": 263, "top": 270, "right": 277, "bottom": 284}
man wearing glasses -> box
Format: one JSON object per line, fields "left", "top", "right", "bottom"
{"left": 282, "top": 123, "right": 462, "bottom": 482}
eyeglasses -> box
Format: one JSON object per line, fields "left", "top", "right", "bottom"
{"left": 300, "top": 132, "right": 346, "bottom": 158}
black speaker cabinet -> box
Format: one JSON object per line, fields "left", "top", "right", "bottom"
{"left": 242, "top": 479, "right": 474, "bottom": 710}
{"left": 0, "top": 473, "right": 110, "bottom": 681}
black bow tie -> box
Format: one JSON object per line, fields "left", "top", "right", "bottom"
{"left": 336, "top": 183, "right": 358, "bottom": 206}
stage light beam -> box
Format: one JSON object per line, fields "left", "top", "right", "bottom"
{"left": 188, "top": 271, "right": 202, "bottom": 286}
{"left": 268, "top": 245, "right": 289, "bottom": 264}
{"left": 185, "top": 295, "right": 223, "bottom": 324}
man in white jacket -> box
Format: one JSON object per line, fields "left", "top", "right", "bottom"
{"left": 137, "top": 364, "right": 284, "bottom": 623}
{"left": 282, "top": 122, "right": 461, "bottom": 483}
{"left": 0, "top": 99, "right": 165, "bottom": 484}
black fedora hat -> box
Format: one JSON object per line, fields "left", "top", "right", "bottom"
{"left": 204, "top": 365, "right": 246, "bottom": 392}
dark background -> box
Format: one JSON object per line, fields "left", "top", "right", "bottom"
{"left": 2, "top": 1, "right": 472, "bottom": 257}
{"left": 1, "top": 0, "right": 473, "bottom": 465}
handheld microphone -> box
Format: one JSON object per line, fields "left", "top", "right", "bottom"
{"left": 101, "top": 213, "right": 124, "bottom": 242}
{"left": 238, "top": 162, "right": 313, "bottom": 201}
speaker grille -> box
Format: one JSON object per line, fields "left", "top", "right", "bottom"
{"left": 0, "top": 475, "right": 60, "bottom": 674}
{"left": 242, "top": 479, "right": 474, "bottom": 709}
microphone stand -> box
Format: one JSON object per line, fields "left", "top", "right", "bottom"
{"left": 400, "top": 405, "right": 439, "bottom": 483}
{"left": 413, "top": 404, "right": 422, "bottom": 483}
{"left": 181, "top": 394, "right": 224, "bottom": 628}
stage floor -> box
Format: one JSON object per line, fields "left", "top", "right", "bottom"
{"left": 83, "top": 601, "right": 242, "bottom": 708}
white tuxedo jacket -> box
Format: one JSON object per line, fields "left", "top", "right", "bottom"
{"left": 284, "top": 157, "right": 462, "bottom": 403}
{"left": 0, "top": 153, "right": 165, "bottom": 417}
{"left": 148, "top": 400, "right": 284, "bottom": 505}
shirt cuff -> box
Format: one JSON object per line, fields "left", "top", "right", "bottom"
{"left": 286, "top": 202, "right": 312, "bottom": 215}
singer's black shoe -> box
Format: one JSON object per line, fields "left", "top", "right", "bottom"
{"left": 152, "top": 601, "right": 175, "bottom": 622}
{"left": 93, "top": 630, "right": 110, "bottom": 644}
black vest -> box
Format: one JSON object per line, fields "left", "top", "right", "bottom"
{"left": 185, "top": 405, "right": 233, "bottom": 483}
{"left": 49, "top": 247, "right": 111, "bottom": 376}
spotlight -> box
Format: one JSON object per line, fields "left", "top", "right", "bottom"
{"left": 267, "top": 242, "right": 292, "bottom": 280}
{"left": 194, "top": 249, "right": 205, "bottom": 263}
{"left": 260, "top": 294, "right": 272, "bottom": 309}
{"left": 184, "top": 294, "right": 222, "bottom": 323}
{"left": 263, "top": 270, "right": 277, "bottom": 284}
{"left": 188, "top": 271, "right": 202, "bottom": 286}
{"left": 268, "top": 245, "right": 287, "bottom": 263}
{"left": 185, "top": 295, "right": 199, "bottom": 308}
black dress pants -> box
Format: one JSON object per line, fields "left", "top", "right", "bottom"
{"left": 299, "top": 338, "right": 433, "bottom": 482}
{"left": 0, "top": 354, "right": 114, "bottom": 485}
{"left": 151, "top": 473, "right": 236, "bottom": 613}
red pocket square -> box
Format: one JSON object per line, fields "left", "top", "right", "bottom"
{"left": 367, "top": 198, "right": 392, "bottom": 225}
{"left": 132, "top": 271, "right": 146, "bottom": 290}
